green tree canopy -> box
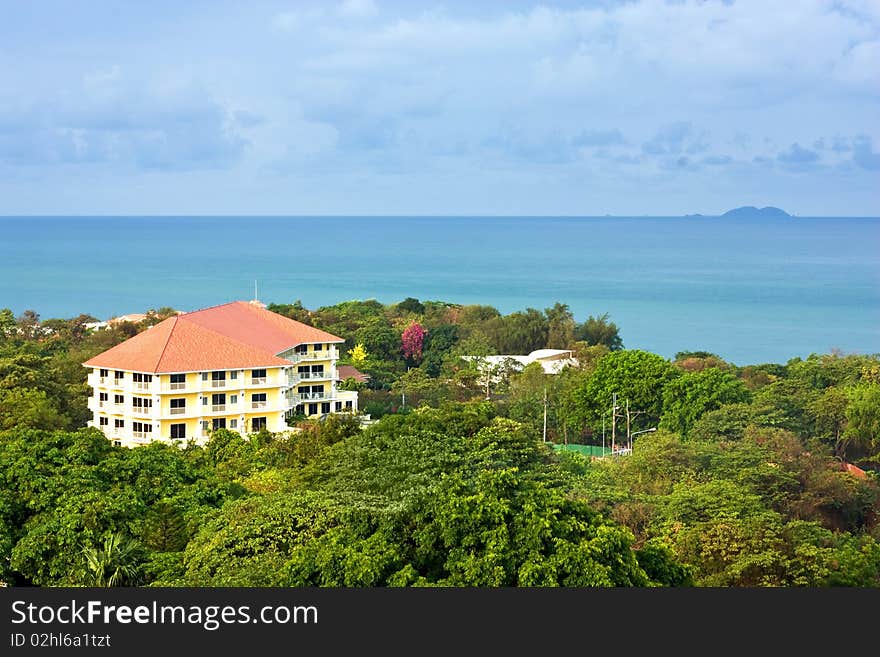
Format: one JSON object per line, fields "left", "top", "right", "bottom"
{"left": 660, "top": 368, "right": 751, "bottom": 437}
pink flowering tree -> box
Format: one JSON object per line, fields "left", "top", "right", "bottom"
{"left": 401, "top": 321, "right": 428, "bottom": 363}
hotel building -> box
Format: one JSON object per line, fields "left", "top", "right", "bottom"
{"left": 83, "top": 301, "right": 357, "bottom": 447}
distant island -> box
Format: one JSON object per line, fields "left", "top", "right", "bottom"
{"left": 720, "top": 206, "right": 792, "bottom": 218}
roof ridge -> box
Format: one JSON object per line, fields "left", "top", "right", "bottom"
{"left": 179, "top": 300, "right": 241, "bottom": 317}
{"left": 152, "top": 315, "right": 180, "bottom": 373}
{"left": 166, "top": 313, "right": 284, "bottom": 369}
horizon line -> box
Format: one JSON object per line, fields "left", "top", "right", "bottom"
{"left": 2, "top": 213, "right": 880, "bottom": 219}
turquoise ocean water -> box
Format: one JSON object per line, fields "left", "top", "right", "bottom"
{"left": 1, "top": 216, "right": 877, "bottom": 365}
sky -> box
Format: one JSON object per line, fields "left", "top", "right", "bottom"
{"left": 0, "top": 0, "right": 878, "bottom": 216}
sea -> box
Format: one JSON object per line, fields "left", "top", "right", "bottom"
{"left": 1, "top": 215, "right": 878, "bottom": 365}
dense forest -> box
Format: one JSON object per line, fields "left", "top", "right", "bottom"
{"left": 0, "top": 299, "right": 878, "bottom": 587}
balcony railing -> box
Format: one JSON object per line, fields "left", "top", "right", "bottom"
{"left": 169, "top": 407, "right": 185, "bottom": 415}
{"left": 289, "top": 349, "right": 338, "bottom": 363}
{"left": 211, "top": 404, "right": 226, "bottom": 412}
{"left": 133, "top": 382, "right": 152, "bottom": 391}
{"left": 251, "top": 401, "right": 267, "bottom": 409}
{"left": 251, "top": 377, "right": 267, "bottom": 385}
{"left": 98, "top": 377, "right": 107, "bottom": 385}
{"left": 292, "top": 370, "right": 332, "bottom": 381}
{"left": 211, "top": 380, "right": 226, "bottom": 388}
{"left": 132, "top": 406, "right": 152, "bottom": 416}
{"left": 113, "top": 403, "right": 125, "bottom": 410}
{"left": 293, "top": 392, "right": 327, "bottom": 403}
{"left": 170, "top": 382, "right": 186, "bottom": 390}
{"left": 112, "top": 378, "right": 125, "bottom": 387}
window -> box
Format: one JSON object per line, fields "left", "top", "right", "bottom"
{"left": 212, "top": 393, "right": 226, "bottom": 411}
{"left": 170, "top": 373, "right": 185, "bottom": 390}
{"left": 345, "top": 401, "right": 353, "bottom": 410}
{"left": 335, "top": 402, "right": 342, "bottom": 411}
{"left": 98, "top": 392, "right": 108, "bottom": 407}
{"left": 252, "top": 392, "right": 267, "bottom": 409}
{"left": 308, "top": 403, "right": 318, "bottom": 416}
{"left": 211, "top": 371, "right": 226, "bottom": 387}
{"left": 251, "top": 368, "right": 267, "bottom": 384}
{"left": 170, "top": 398, "right": 185, "bottom": 415}
{"left": 170, "top": 423, "right": 186, "bottom": 440}
{"left": 99, "top": 368, "right": 108, "bottom": 378}
{"left": 202, "top": 396, "right": 208, "bottom": 406}
{"left": 113, "top": 440, "right": 122, "bottom": 447}
{"left": 295, "top": 404, "right": 304, "bottom": 415}
{"left": 251, "top": 417, "right": 267, "bottom": 432}
{"left": 314, "top": 343, "right": 323, "bottom": 351}
{"left": 311, "top": 365, "right": 325, "bottom": 377}
{"left": 132, "top": 396, "right": 152, "bottom": 411}
{"left": 212, "top": 418, "right": 226, "bottom": 430}
{"left": 132, "top": 421, "right": 153, "bottom": 438}
{"left": 321, "top": 402, "right": 331, "bottom": 414}
{"left": 99, "top": 416, "right": 109, "bottom": 426}
{"left": 114, "top": 394, "right": 124, "bottom": 405}
{"left": 114, "top": 370, "right": 124, "bottom": 380}
{"left": 229, "top": 394, "right": 238, "bottom": 405}
{"left": 133, "top": 373, "right": 152, "bottom": 390}
{"left": 114, "top": 419, "right": 125, "bottom": 428}
{"left": 201, "top": 372, "right": 209, "bottom": 381}
{"left": 294, "top": 345, "right": 307, "bottom": 354}
{"left": 229, "top": 419, "right": 238, "bottom": 429}
{"left": 229, "top": 370, "right": 238, "bottom": 380}
{"left": 298, "top": 385, "right": 310, "bottom": 395}
{"left": 200, "top": 420, "right": 209, "bottom": 432}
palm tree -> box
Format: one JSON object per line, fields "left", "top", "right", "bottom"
{"left": 81, "top": 533, "right": 143, "bottom": 587}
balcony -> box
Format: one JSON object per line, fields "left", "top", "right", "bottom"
{"left": 133, "top": 382, "right": 152, "bottom": 391}
{"left": 251, "top": 377, "right": 267, "bottom": 385}
{"left": 112, "top": 378, "right": 125, "bottom": 388}
{"left": 132, "top": 406, "right": 153, "bottom": 417}
{"left": 211, "top": 380, "right": 226, "bottom": 388}
{"left": 292, "top": 392, "right": 329, "bottom": 403}
{"left": 289, "top": 349, "right": 338, "bottom": 363}
{"left": 169, "top": 407, "right": 186, "bottom": 415}
{"left": 170, "top": 382, "right": 186, "bottom": 390}
{"left": 131, "top": 432, "right": 152, "bottom": 443}
{"left": 290, "top": 370, "right": 333, "bottom": 384}
{"left": 211, "top": 404, "right": 226, "bottom": 412}
{"left": 251, "top": 401, "right": 267, "bottom": 409}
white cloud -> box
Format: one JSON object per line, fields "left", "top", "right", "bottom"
{"left": 3, "top": 0, "right": 878, "bottom": 213}
{"left": 337, "top": 0, "right": 378, "bottom": 19}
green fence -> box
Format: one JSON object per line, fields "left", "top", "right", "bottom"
{"left": 551, "top": 443, "right": 612, "bottom": 458}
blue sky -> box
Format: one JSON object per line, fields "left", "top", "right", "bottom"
{"left": 1, "top": 0, "right": 878, "bottom": 215}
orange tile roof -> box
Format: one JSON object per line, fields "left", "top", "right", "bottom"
{"left": 83, "top": 301, "right": 343, "bottom": 373}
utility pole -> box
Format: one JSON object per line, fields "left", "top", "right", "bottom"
{"left": 625, "top": 400, "right": 648, "bottom": 452}
{"left": 401, "top": 367, "right": 406, "bottom": 410}
{"left": 611, "top": 392, "right": 617, "bottom": 454}
{"left": 542, "top": 387, "right": 548, "bottom": 443}
{"left": 626, "top": 399, "right": 631, "bottom": 452}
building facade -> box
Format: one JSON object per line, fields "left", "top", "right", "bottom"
{"left": 83, "top": 301, "right": 358, "bottom": 447}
